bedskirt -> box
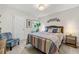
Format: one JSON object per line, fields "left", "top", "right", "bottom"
{"left": 26, "top": 34, "right": 58, "bottom": 54}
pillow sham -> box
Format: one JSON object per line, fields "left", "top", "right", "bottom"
{"left": 52, "top": 28, "right": 58, "bottom": 33}
{"left": 45, "top": 27, "right": 61, "bottom": 33}
{"left": 45, "top": 27, "right": 48, "bottom": 32}
{"left": 52, "top": 28, "right": 61, "bottom": 33}
{"left": 57, "top": 28, "right": 61, "bottom": 33}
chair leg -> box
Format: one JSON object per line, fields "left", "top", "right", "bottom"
{"left": 18, "top": 42, "right": 19, "bottom": 45}
{"left": 10, "top": 47, "right": 12, "bottom": 51}
{"left": 4, "top": 47, "right": 6, "bottom": 54}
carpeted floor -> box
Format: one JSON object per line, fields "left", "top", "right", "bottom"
{"left": 6, "top": 39, "right": 79, "bottom": 54}
{"left": 6, "top": 39, "right": 42, "bottom": 54}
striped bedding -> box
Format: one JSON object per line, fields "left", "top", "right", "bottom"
{"left": 26, "top": 32, "right": 63, "bottom": 54}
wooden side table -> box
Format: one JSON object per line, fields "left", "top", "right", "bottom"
{"left": 0, "top": 39, "right": 6, "bottom": 54}
{"left": 65, "top": 35, "right": 77, "bottom": 48}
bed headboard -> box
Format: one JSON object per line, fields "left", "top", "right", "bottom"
{"left": 46, "top": 26, "right": 64, "bottom": 33}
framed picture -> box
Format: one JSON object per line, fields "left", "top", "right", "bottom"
{"left": 26, "top": 19, "right": 32, "bottom": 28}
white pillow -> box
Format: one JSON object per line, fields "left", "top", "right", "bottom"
{"left": 57, "top": 28, "right": 61, "bottom": 33}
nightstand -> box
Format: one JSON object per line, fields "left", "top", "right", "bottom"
{"left": 65, "top": 35, "right": 77, "bottom": 48}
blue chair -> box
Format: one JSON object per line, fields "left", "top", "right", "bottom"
{"left": 1, "top": 32, "right": 20, "bottom": 50}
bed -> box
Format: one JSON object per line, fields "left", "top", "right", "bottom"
{"left": 26, "top": 26, "right": 64, "bottom": 54}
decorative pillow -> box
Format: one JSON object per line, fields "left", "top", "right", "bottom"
{"left": 45, "top": 27, "right": 48, "bottom": 32}
{"left": 52, "top": 28, "right": 58, "bottom": 33}
{"left": 48, "top": 28, "right": 53, "bottom": 33}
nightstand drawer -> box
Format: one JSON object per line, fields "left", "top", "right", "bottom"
{"left": 65, "top": 35, "right": 77, "bottom": 48}
{"left": 66, "top": 39, "right": 76, "bottom": 44}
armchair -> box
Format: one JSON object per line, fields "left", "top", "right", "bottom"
{"left": 1, "top": 32, "right": 20, "bottom": 50}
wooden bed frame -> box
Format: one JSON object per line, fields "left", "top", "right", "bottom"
{"left": 26, "top": 25, "right": 64, "bottom": 53}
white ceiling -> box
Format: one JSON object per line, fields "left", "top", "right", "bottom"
{"left": 0, "top": 4, "right": 79, "bottom": 18}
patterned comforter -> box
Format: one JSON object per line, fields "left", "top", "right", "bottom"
{"left": 26, "top": 32, "right": 63, "bottom": 54}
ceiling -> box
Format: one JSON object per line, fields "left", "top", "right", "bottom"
{"left": 0, "top": 4, "right": 79, "bottom": 18}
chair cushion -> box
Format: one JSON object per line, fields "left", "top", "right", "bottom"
{"left": 7, "top": 41, "right": 16, "bottom": 47}
{"left": 7, "top": 39, "right": 14, "bottom": 43}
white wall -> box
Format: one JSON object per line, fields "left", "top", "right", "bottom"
{"left": 39, "top": 6, "right": 79, "bottom": 46}
{"left": 0, "top": 6, "right": 33, "bottom": 40}
{"left": 1, "top": 5, "right": 79, "bottom": 45}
